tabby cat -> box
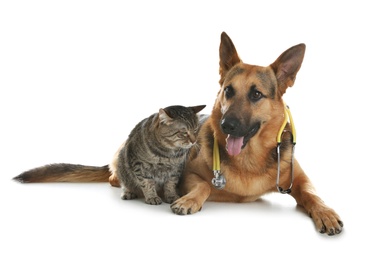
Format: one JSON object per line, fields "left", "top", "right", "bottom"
{"left": 110, "top": 105, "right": 206, "bottom": 205}
{"left": 13, "top": 105, "right": 206, "bottom": 205}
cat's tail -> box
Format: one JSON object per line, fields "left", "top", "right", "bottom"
{"left": 13, "top": 163, "right": 114, "bottom": 184}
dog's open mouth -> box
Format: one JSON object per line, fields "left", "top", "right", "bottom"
{"left": 225, "top": 124, "right": 260, "bottom": 156}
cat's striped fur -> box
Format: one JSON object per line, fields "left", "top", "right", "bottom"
{"left": 14, "top": 105, "right": 206, "bottom": 205}
{"left": 110, "top": 105, "right": 206, "bottom": 204}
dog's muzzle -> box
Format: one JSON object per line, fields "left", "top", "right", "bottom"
{"left": 220, "top": 117, "right": 260, "bottom": 156}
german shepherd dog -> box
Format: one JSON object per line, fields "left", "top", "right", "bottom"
{"left": 13, "top": 32, "right": 343, "bottom": 235}
{"left": 169, "top": 32, "right": 343, "bottom": 235}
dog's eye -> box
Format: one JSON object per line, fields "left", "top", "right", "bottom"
{"left": 249, "top": 90, "right": 263, "bottom": 101}
{"left": 224, "top": 85, "right": 234, "bottom": 99}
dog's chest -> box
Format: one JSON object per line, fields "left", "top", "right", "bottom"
{"left": 220, "top": 161, "right": 275, "bottom": 195}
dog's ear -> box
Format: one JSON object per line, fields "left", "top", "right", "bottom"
{"left": 270, "top": 43, "right": 306, "bottom": 96}
{"left": 219, "top": 32, "right": 241, "bottom": 85}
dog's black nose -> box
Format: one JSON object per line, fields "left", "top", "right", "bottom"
{"left": 221, "top": 117, "right": 240, "bottom": 135}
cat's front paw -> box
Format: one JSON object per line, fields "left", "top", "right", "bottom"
{"left": 121, "top": 191, "right": 137, "bottom": 200}
{"left": 145, "top": 196, "right": 163, "bottom": 205}
{"left": 164, "top": 194, "right": 180, "bottom": 204}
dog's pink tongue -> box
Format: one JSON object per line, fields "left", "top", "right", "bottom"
{"left": 226, "top": 135, "right": 244, "bottom": 156}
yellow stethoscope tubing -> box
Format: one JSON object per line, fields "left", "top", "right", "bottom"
{"left": 213, "top": 137, "right": 220, "bottom": 172}
{"left": 277, "top": 105, "right": 296, "bottom": 144}
{"left": 276, "top": 103, "right": 296, "bottom": 194}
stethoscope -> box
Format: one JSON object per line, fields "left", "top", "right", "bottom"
{"left": 212, "top": 103, "right": 296, "bottom": 194}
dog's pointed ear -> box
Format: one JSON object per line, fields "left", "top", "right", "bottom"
{"left": 219, "top": 32, "right": 241, "bottom": 85}
{"left": 270, "top": 43, "right": 306, "bottom": 96}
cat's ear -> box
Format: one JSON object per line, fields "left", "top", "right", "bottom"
{"left": 189, "top": 105, "right": 206, "bottom": 114}
{"left": 158, "top": 108, "right": 173, "bottom": 125}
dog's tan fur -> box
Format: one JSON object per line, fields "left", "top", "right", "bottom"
{"left": 169, "top": 32, "right": 343, "bottom": 235}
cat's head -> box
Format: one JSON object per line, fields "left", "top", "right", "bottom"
{"left": 157, "top": 105, "right": 206, "bottom": 149}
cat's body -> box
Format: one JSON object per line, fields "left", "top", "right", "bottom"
{"left": 13, "top": 105, "right": 206, "bottom": 205}
{"left": 110, "top": 105, "right": 206, "bottom": 204}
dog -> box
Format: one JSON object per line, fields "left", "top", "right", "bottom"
{"left": 13, "top": 32, "right": 343, "bottom": 236}
{"left": 169, "top": 32, "right": 343, "bottom": 235}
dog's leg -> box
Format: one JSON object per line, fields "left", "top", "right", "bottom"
{"left": 291, "top": 161, "right": 343, "bottom": 235}
{"left": 109, "top": 173, "right": 121, "bottom": 187}
{"left": 170, "top": 173, "right": 211, "bottom": 215}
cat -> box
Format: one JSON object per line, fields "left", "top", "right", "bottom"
{"left": 110, "top": 105, "right": 206, "bottom": 205}
{"left": 13, "top": 104, "right": 206, "bottom": 205}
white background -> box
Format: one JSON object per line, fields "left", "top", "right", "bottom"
{"left": 1, "top": 1, "right": 372, "bottom": 259}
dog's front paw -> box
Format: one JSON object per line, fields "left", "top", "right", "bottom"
{"left": 309, "top": 205, "right": 343, "bottom": 235}
{"left": 170, "top": 196, "right": 202, "bottom": 215}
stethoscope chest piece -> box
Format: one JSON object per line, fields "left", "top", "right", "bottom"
{"left": 212, "top": 137, "right": 226, "bottom": 190}
{"left": 212, "top": 170, "right": 226, "bottom": 189}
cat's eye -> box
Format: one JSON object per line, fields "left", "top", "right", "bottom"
{"left": 178, "top": 131, "right": 188, "bottom": 137}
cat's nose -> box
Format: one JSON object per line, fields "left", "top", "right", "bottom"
{"left": 189, "top": 133, "right": 196, "bottom": 144}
